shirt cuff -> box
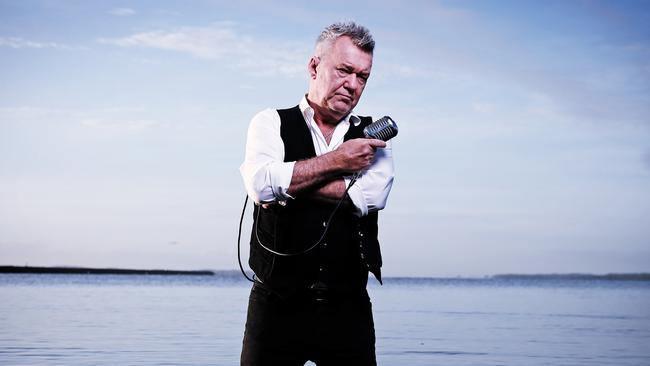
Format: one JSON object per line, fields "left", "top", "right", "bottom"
{"left": 268, "top": 161, "right": 296, "bottom": 201}
{"left": 344, "top": 175, "right": 368, "bottom": 217}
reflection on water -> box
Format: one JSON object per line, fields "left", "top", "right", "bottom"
{"left": 1, "top": 274, "right": 649, "bottom": 365}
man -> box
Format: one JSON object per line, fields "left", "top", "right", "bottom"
{"left": 239, "top": 21, "right": 394, "bottom": 365}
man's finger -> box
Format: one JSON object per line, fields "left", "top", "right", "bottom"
{"left": 367, "top": 139, "right": 387, "bottom": 148}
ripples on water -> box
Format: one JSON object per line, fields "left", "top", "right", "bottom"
{"left": 1, "top": 274, "right": 649, "bottom": 366}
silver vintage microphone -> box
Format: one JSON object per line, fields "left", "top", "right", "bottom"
{"left": 363, "top": 116, "right": 398, "bottom": 141}
{"left": 349, "top": 115, "right": 398, "bottom": 185}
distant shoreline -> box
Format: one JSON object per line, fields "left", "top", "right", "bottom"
{"left": 0, "top": 265, "right": 214, "bottom": 276}
{"left": 491, "top": 273, "right": 650, "bottom": 281}
{"left": 1, "top": 266, "right": 648, "bottom": 281}
{"left": 388, "top": 273, "right": 650, "bottom": 281}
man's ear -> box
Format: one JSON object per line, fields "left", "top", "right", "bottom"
{"left": 308, "top": 56, "right": 320, "bottom": 79}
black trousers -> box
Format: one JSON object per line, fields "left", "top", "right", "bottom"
{"left": 240, "top": 282, "right": 377, "bottom": 366}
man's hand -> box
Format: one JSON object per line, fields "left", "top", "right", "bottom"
{"left": 334, "top": 138, "right": 386, "bottom": 172}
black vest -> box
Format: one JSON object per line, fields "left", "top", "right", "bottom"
{"left": 249, "top": 105, "right": 383, "bottom": 293}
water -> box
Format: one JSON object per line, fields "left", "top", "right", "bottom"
{"left": 1, "top": 274, "right": 649, "bottom": 366}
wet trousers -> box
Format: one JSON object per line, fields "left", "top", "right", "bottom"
{"left": 240, "top": 282, "right": 376, "bottom": 366}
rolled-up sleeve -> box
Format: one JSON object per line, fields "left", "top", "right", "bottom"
{"left": 344, "top": 140, "right": 395, "bottom": 216}
{"left": 239, "top": 109, "right": 295, "bottom": 203}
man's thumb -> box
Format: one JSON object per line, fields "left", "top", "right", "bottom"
{"left": 368, "top": 139, "right": 387, "bottom": 148}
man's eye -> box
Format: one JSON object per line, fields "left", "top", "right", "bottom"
{"left": 337, "top": 68, "right": 351, "bottom": 76}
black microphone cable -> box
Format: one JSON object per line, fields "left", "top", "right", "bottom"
{"left": 237, "top": 174, "right": 359, "bottom": 282}
{"left": 237, "top": 195, "right": 255, "bottom": 282}
{"left": 253, "top": 173, "right": 359, "bottom": 257}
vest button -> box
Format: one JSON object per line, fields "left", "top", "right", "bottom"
{"left": 322, "top": 221, "right": 327, "bottom": 227}
{"left": 322, "top": 242, "right": 328, "bottom": 248}
{"left": 319, "top": 266, "right": 324, "bottom": 272}
{"left": 358, "top": 231, "right": 364, "bottom": 237}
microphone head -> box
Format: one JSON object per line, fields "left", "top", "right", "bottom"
{"left": 363, "top": 116, "right": 398, "bottom": 141}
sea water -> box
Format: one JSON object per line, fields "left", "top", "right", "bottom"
{"left": 1, "top": 274, "right": 648, "bottom": 366}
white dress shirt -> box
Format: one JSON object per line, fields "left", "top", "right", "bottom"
{"left": 240, "top": 96, "right": 394, "bottom": 217}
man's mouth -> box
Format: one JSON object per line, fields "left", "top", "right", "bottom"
{"left": 336, "top": 94, "right": 353, "bottom": 102}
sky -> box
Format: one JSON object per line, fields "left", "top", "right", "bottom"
{"left": 1, "top": 0, "right": 649, "bottom": 277}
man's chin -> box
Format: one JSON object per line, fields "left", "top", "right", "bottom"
{"left": 329, "top": 101, "right": 354, "bottom": 117}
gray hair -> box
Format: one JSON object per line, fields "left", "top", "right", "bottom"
{"left": 315, "top": 21, "right": 375, "bottom": 55}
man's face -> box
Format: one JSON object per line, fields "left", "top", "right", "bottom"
{"left": 309, "top": 36, "right": 373, "bottom": 121}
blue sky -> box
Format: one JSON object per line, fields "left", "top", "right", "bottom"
{"left": 1, "top": 0, "right": 649, "bottom": 276}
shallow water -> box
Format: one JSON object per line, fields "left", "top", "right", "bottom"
{"left": 1, "top": 274, "right": 649, "bottom": 365}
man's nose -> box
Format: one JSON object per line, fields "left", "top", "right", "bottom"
{"left": 344, "top": 73, "right": 359, "bottom": 91}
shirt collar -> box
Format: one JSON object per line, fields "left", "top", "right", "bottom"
{"left": 299, "top": 95, "right": 361, "bottom": 126}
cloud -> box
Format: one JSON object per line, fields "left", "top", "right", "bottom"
{"left": 0, "top": 106, "right": 82, "bottom": 124}
{"left": 98, "top": 22, "right": 309, "bottom": 77}
{"left": 0, "top": 36, "right": 70, "bottom": 49}
{"left": 109, "top": 7, "right": 136, "bottom": 16}
{"left": 0, "top": 106, "right": 160, "bottom": 137}
{"left": 81, "top": 118, "right": 159, "bottom": 132}
{"left": 643, "top": 150, "right": 650, "bottom": 170}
